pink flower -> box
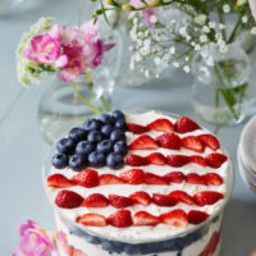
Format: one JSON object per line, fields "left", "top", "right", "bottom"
{"left": 58, "top": 21, "right": 114, "bottom": 82}
{"left": 249, "top": 0, "right": 256, "bottom": 22}
{"left": 24, "top": 34, "right": 67, "bottom": 67}
{"left": 13, "top": 220, "right": 55, "bottom": 256}
{"left": 129, "top": 0, "right": 157, "bottom": 26}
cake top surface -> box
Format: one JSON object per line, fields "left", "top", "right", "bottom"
{"left": 45, "top": 110, "right": 229, "bottom": 243}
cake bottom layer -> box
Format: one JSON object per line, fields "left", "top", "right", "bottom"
{"left": 54, "top": 211, "right": 222, "bottom": 256}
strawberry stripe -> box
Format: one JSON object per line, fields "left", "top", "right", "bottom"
{"left": 128, "top": 133, "right": 220, "bottom": 153}
{"left": 47, "top": 170, "right": 223, "bottom": 189}
{"left": 76, "top": 209, "right": 209, "bottom": 228}
{"left": 125, "top": 153, "right": 227, "bottom": 168}
{"left": 55, "top": 190, "right": 224, "bottom": 209}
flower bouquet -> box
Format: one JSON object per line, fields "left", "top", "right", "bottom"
{"left": 16, "top": 17, "right": 116, "bottom": 143}
{"left": 91, "top": 0, "right": 256, "bottom": 125}
{"left": 16, "top": 17, "right": 114, "bottom": 114}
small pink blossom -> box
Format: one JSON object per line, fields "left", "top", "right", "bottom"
{"left": 13, "top": 220, "right": 55, "bottom": 256}
{"left": 24, "top": 34, "right": 67, "bottom": 67}
{"left": 129, "top": 0, "right": 157, "bottom": 26}
{"left": 249, "top": 0, "right": 256, "bottom": 22}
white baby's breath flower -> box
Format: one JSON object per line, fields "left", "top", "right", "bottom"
{"left": 219, "top": 24, "right": 226, "bottom": 30}
{"left": 195, "top": 44, "right": 201, "bottom": 51}
{"left": 169, "top": 47, "right": 176, "bottom": 55}
{"left": 194, "top": 14, "right": 207, "bottom": 25}
{"left": 154, "top": 57, "right": 161, "bottom": 66}
{"left": 242, "top": 15, "right": 248, "bottom": 23}
{"left": 183, "top": 65, "right": 190, "bottom": 73}
{"left": 173, "top": 61, "right": 180, "bottom": 68}
{"left": 200, "top": 35, "right": 208, "bottom": 43}
{"left": 16, "top": 17, "right": 54, "bottom": 87}
{"left": 251, "top": 27, "right": 256, "bottom": 35}
{"left": 202, "top": 26, "right": 210, "bottom": 33}
{"left": 209, "top": 22, "right": 216, "bottom": 29}
{"left": 223, "top": 4, "right": 231, "bottom": 13}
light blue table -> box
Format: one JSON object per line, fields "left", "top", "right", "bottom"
{"left": 1, "top": 1, "right": 256, "bottom": 255}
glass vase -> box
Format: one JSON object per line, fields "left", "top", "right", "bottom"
{"left": 192, "top": 43, "right": 251, "bottom": 126}
{"left": 37, "top": 74, "right": 114, "bottom": 144}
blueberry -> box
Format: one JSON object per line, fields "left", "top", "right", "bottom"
{"left": 101, "top": 240, "right": 114, "bottom": 252}
{"left": 115, "top": 118, "right": 127, "bottom": 131}
{"left": 110, "top": 129, "right": 126, "bottom": 142}
{"left": 112, "top": 110, "right": 125, "bottom": 120}
{"left": 87, "top": 130, "right": 103, "bottom": 143}
{"left": 75, "top": 140, "right": 95, "bottom": 155}
{"left": 68, "top": 127, "right": 87, "bottom": 142}
{"left": 124, "top": 244, "right": 140, "bottom": 254}
{"left": 97, "top": 140, "right": 113, "bottom": 154}
{"left": 101, "top": 124, "right": 114, "bottom": 137}
{"left": 98, "top": 113, "right": 114, "bottom": 124}
{"left": 83, "top": 118, "right": 101, "bottom": 131}
{"left": 106, "top": 152, "right": 124, "bottom": 170}
{"left": 88, "top": 151, "right": 106, "bottom": 167}
{"left": 52, "top": 153, "right": 68, "bottom": 169}
{"left": 85, "top": 235, "right": 101, "bottom": 244}
{"left": 69, "top": 154, "right": 87, "bottom": 171}
{"left": 113, "top": 141, "right": 128, "bottom": 156}
{"left": 56, "top": 138, "right": 75, "bottom": 154}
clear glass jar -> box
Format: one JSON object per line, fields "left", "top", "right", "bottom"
{"left": 37, "top": 75, "right": 114, "bottom": 144}
{"left": 192, "top": 43, "right": 251, "bottom": 126}
{"left": 43, "top": 112, "right": 235, "bottom": 256}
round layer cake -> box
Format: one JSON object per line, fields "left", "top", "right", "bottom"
{"left": 44, "top": 110, "right": 229, "bottom": 255}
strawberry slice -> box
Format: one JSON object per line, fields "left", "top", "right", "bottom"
{"left": 190, "top": 155, "right": 207, "bottom": 167}
{"left": 82, "top": 193, "right": 109, "bottom": 208}
{"left": 186, "top": 173, "right": 205, "bottom": 185}
{"left": 164, "top": 172, "right": 185, "bottom": 183}
{"left": 120, "top": 169, "right": 144, "bottom": 184}
{"left": 127, "top": 122, "right": 148, "bottom": 134}
{"left": 166, "top": 155, "right": 190, "bottom": 167}
{"left": 133, "top": 211, "right": 160, "bottom": 226}
{"left": 129, "top": 191, "right": 151, "bottom": 206}
{"left": 109, "top": 194, "right": 133, "bottom": 208}
{"left": 129, "top": 135, "right": 158, "bottom": 150}
{"left": 144, "top": 172, "right": 168, "bottom": 185}
{"left": 169, "top": 190, "right": 194, "bottom": 205}
{"left": 72, "top": 169, "right": 99, "bottom": 188}
{"left": 188, "top": 210, "right": 209, "bottom": 224}
{"left": 55, "top": 190, "right": 84, "bottom": 209}
{"left": 206, "top": 153, "right": 228, "bottom": 168}
{"left": 156, "top": 133, "right": 181, "bottom": 150}
{"left": 76, "top": 213, "right": 107, "bottom": 227}
{"left": 146, "top": 153, "right": 166, "bottom": 165}
{"left": 152, "top": 193, "right": 178, "bottom": 207}
{"left": 175, "top": 116, "right": 201, "bottom": 134}
{"left": 182, "top": 136, "right": 204, "bottom": 153}
{"left": 199, "top": 134, "right": 220, "bottom": 151}
{"left": 99, "top": 174, "right": 123, "bottom": 185}
{"left": 200, "top": 232, "right": 221, "bottom": 256}
{"left": 47, "top": 174, "right": 74, "bottom": 188}
{"left": 202, "top": 173, "right": 223, "bottom": 186}
{"left": 146, "top": 118, "right": 174, "bottom": 133}
{"left": 125, "top": 155, "right": 149, "bottom": 166}
{"left": 108, "top": 209, "right": 133, "bottom": 228}
{"left": 160, "top": 209, "right": 188, "bottom": 228}
{"left": 193, "top": 191, "right": 224, "bottom": 206}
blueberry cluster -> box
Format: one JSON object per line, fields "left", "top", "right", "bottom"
{"left": 51, "top": 110, "right": 128, "bottom": 171}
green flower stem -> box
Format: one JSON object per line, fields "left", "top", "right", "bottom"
{"left": 70, "top": 82, "right": 101, "bottom": 115}
{"left": 227, "top": 13, "right": 242, "bottom": 44}
{"left": 99, "top": 95, "right": 111, "bottom": 112}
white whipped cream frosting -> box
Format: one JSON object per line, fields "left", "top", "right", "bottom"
{"left": 45, "top": 111, "right": 228, "bottom": 243}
